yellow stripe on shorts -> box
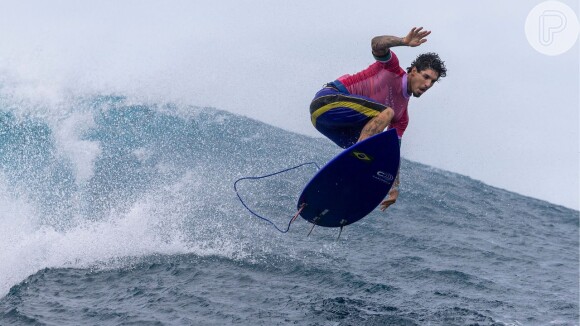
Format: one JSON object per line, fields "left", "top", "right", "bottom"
{"left": 311, "top": 101, "right": 381, "bottom": 126}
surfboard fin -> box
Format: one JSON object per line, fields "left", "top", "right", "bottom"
{"left": 337, "top": 219, "right": 348, "bottom": 239}
{"left": 337, "top": 226, "right": 344, "bottom": 240}
{"left": 307, "top": 222, "right": 316, "bottom": 236}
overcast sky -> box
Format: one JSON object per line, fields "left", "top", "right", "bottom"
{"left": 0, "top": 0, "right": 578, "bottom": 210}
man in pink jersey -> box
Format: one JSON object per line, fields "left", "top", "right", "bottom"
{"left": 309, "top": 27, "right": 447, "bottom": 211}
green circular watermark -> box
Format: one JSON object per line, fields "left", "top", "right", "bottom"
{"left": 525, "top": 1, "right": 579, "bottom": 56}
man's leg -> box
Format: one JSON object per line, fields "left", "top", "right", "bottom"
{"left": 310, "top": 86, "right": 389, "bottom": 148}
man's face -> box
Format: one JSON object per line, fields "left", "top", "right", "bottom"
{"left": 408, "top": 67, "right": 439, "bottom": 97}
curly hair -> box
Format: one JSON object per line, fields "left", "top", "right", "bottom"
{"left": 407, "top": 52, "right": 447, "bottom": 80}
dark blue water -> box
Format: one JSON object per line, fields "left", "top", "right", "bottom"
{"left": 0, "top": 96, "right": 577, "bottom": 325}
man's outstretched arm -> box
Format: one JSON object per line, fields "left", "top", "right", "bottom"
{"left": 371, "top": 27, "right": 431, "bottom": 57}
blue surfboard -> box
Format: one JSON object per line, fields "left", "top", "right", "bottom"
{"left": 297, "top": 129, "right": 400, "bottom": 227}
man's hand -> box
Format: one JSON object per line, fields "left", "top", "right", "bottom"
{"left": 380, "top": 188, "right": 399, "bottom": 211}
{"left": 371, "top": 27, "right": 430, "bottom": 55}
{"left": 402, "top": 27, "right": 431, "bottom": 47}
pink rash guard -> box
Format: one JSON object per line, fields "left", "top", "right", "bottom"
{"left": 337, "top": 51, "right": 411, "bottom": 139}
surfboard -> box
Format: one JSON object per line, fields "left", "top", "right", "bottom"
{"left": 297, "top": 129, "right": 400, "bottom": 228}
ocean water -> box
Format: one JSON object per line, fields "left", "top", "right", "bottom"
{"left": 0, "top": 95, "right": 578, "bottom": 326}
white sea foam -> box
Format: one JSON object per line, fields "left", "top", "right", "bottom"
{"left": 0, "top": 165, "right": 249, "bottom": 298}
{"left": 53, "top": 112, "right": 102, "bottom": 184}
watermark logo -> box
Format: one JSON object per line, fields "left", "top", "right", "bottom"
{"left": 525, "top": 1, "right": 579, "bottom": 56}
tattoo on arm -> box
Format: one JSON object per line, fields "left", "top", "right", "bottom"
{"left": 358, "top": 115, "right": 390, "bottom": 142}
{"left": 371, "top": 35, "right": 406, "bottom": 56}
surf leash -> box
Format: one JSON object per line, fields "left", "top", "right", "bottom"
{"left": 233, "top": 162, "right": 319, "bottom": 233}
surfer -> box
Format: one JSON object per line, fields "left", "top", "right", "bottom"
{"left": 309, "top": 27, "right": 446, "bottom": 211}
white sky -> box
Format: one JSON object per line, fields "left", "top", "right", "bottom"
{"left": 0, "top": 0, "right": 578, "bottom": 210}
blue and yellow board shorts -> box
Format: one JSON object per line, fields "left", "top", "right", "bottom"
{"left": 309, "top": 81, "right": 387, "bottom": 149}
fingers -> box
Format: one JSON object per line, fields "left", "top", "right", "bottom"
{"left": 380, "top": 199, "right": 396, "bottom": 211}
{"left": 380, "top": 203, "right": 392, "bottom": 211}
{"left": 405, "top": 27, "right": 431, "bottom": 47}
{"left": 410, "top": 26, "right": 431, "bottom": 38}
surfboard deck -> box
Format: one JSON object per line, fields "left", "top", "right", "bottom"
{"left": 297, "top": 129, "right": 400, "bottom": 227}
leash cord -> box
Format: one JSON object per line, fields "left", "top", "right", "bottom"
{"left": 233, "top": 162, "right": 320, "bottom": 233}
